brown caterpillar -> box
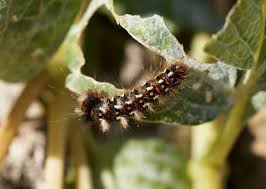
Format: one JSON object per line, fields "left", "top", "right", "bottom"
{"left": 76, "top": 62, "right": 187, "bottom": 132}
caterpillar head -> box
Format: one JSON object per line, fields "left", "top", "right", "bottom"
{"left": 76, "top": 91, "right": 106, "bottom": 121}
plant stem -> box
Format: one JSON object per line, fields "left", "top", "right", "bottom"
{"left": 69, "top": 122, "right": 94, "bottom": 189}
{"left": 189, "top": 117, "right": 226, "bottom": 189}
{"left": 209, "top": 68, "right": 261, "bottom": 164}
{"left": 0, "top": 70, "right": 49, "bottom": 168}
{"left": 191, "top": 65, "right": 262, "bottom": 189}
{"left": 189, "top": 159, "right": 225, "bottom": 189}
{"left": 189, "top": 33, "right": 226, "bottom": 189}
{"left": 44, "top": 89, "right": 72, "bottom": 189}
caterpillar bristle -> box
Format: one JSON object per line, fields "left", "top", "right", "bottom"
{"left": 99, "top": 119, "right": 110, "bottom": 132}
{"left": 118, "top": 116, "right": 128, "bottom": 129}
{"left": 132, "top": 111, "right": 143, "bottom": 122}
{"left": 76, "top": 61, "right": 188, "bottom": 132}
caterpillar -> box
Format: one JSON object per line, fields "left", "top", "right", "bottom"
{"left": 76, "top": 61, "right": 187, "bottom": 132}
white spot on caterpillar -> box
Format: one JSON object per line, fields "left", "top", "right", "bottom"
{"left": 114, "top": 105, "right": 123, "bottom": 109}
{"left": 158, "top": 79, "right": 164, "bottom": 84}
{"left": 125, "top": 100, "right": 133, "bottom": 104}
{"left": 99, "top": 107, "right": 106, "bottom": 113}
{"left": 136, "top": 94, "right": 143, "bottom": 98}
{"left": 167, "top": 71, "right": 173, "bottom": 77}
{"left": 147, "top": 86, "right": 154, "bottom": 91}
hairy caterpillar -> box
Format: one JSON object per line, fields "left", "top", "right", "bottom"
{"left": 76, "top": 62, "right": 187, "bottom": 132}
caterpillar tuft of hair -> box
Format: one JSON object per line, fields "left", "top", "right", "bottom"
{"left": 76, "top": 62, "right": 187, "bottom": 132}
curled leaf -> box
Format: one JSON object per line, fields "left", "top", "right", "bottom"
{"left": 64, "top": 0, "right": 233, "bottom": 125}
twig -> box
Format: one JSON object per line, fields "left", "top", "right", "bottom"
{"left": 69, "top": 122, "right": 94, "bottom": 189}
{"left": 189, "top": 34, "right": 226, "bottom": 189}
{"left": 209, "top": 68, "right": 262, "bottom": 164}
{"left": 44, "top": 90, "right": 72, "bottom": 189}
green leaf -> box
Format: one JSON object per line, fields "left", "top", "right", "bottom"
{"left": 205, "top": 0, "right": 265, "bottom": 69}
{"left": 110, "top": 6, "right": 234, "bottom": 125}
{"left": 112, "top": 139, "right": 190, "bottom": 189}
{"left": 0, "top": 0, "right": 6, "bottom": 12}
{"left": 252, "top": 91, "right": 266, "bottom": 110}
{"left": 0, "top": 0, "right": 82, "bottom": 82}
{"left": 63, "top": 0, "right": 233, "bottom": 125}
{"left": 64, "top": 0, "right": 187, "bottom": 94}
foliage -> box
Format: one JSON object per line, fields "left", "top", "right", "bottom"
{"left": 0, "top": 0, "right": 82, "bottom": 82}
{"left": 111, "top": 139, "right": 189, "bottom": 189}
{"left": 0, "top": 0, "right": 265, "bottom": 189}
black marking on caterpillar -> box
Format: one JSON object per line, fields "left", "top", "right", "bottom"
{"left": 76, "top": 62, "right": 187, "bottom": 132}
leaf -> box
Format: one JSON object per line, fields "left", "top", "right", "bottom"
{"left": 205, "top": 0, "right": 265, "bottom": 69}
{"left": 0, "top": 0, "right": 82, "bottom": 82}
{"left": 0, "top": 0, "right": 6, "bottom": 12}
{"left": 252, "top": 91, "right": 266, "bottom": 110}
{"left": 107, "top": 1, "right": 236, "bottom": 85}
{"left": 63, "top": 0, "right": 233, "bottom": 125}
{"left": 64, "top": 0, "right": 187, "bottom": 94}
{"left": 109, "top": 8, "right": 234, "bottom": 124}
{"left": 112, "top": 139, "right": 189, "bottom": 189}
